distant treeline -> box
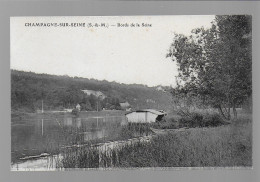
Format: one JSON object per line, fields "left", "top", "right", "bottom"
{"left": 11, "top": 70, "right": 173, "bottom": 113}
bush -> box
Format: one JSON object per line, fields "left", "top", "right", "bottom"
{"left": 179, "top": 112, "right": 226, "bottom": 128}
{"left": 204, "top": 113, "right": 227, "bottom": 127}
{"left": 150, "top": 113, "right": 226, "bottom": 129}
{"left": 151, "top": 117, "right": 178, "bottom": 129}
{"left": 71, "top": 108, "right": 80, "bottom": 116}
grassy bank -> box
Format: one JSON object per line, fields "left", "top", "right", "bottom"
{"left": 59, "top": 114, "right": 252, "bottom": 168}
{"left": 11, "top": 111, "right": 151, "bottom": 163}
{"left": 151, "top": 111, "right": 228, "bottom": 129}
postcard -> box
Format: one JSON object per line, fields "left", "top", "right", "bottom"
{"left": 10, "top": 16, "right": 252, "bottom": 171}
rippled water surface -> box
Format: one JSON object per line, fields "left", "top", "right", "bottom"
{"left": 11, "top": 112, "right": 127, "bottom": 163}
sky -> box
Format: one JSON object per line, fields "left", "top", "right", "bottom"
{"left": 11, "top": 16, "right": 215, "bottom": 87}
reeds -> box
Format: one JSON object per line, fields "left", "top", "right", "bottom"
{"left": 58, "top": 114, "right": 252, "bottom": 168}
{"left": 12, "top": 116, "right": 153, "bottom": 163}
{"left": 119, "top": 123, "right": 153, "bottom": 138}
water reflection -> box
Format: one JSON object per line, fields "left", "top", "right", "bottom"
{"left": 83, "top": 128, "right": 106, "bottom": 141}
{"left": 37, "top": 116, "right": 123, "bottom": 136}
{"left": 76, "top": 118, "right": 81, "bottom": 128}
{"left": 41, "top": 119, "right": 43, "bottom": 136}
{"left": 64, "top": 118, "right": 73, "bottom": 126}
{"left": 11, "top": 115, "right": 126, "bottom": 162}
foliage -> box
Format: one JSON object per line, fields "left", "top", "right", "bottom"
{"left": 151, "top": 113, "right": 226, "bottom": 129}
{"left": 61, "top": 148, "right": 100, "bottom": 168}
{"left": 71, "top": 108, "right": 80, "bottom": 116}
{"left": 151, "top": 117, "right": 179, "bottom": 129}
{"left": 179, "top": 112, "right": 227, "bottom": 128}
{"left": 11, "top": 70, "right": 172, "bottom": 113}
{"left": 119, "top": 123, "right": 152, "bottom": 138}
{"left": 59, "top": 114, "right": 252, "bottom": 168}
{"left": 167, "top": 15, "right": 252, "bottom": 120}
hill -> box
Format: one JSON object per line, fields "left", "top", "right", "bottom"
{"left": 11, "top": 70, "right": 173, "bottom": 113}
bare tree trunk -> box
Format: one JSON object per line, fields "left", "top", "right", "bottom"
{"left": 227, "top": 95, "right": 231, "bottom": 120}
{"left": 227, "top": 105, "right": 231, "bottom": 120}
{"left": 232, "top": 102, "right": 237, "bottom": 120}
{"left": 233, "top": 107, "right": 237, "bottom": 120}
{"left": 222, "top": 104, "right": 231, "bottom": 120}
{"left": 218, "top": 105, "right": 228, "bottom": 120}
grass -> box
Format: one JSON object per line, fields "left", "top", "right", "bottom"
{"left": 178, "top": 112, "right": 229, "bottom": 128}
{"left": 119, "top": 123, "right": 153, "bottom": 138}
{"left": 11, "top": 112, "right": 151, "bottom": 164}
{"left": 58, "top": 113, "right": 252, "bottom": 168}
{"left": 151, "top": 112, "right": 228, "bottom": 129}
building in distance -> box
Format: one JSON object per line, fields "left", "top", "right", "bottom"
{"left": 120, "top": 101, "right": 131, "bottom": 111}
{"left": 81, "top": 89, "right": 106, "bottom": 100}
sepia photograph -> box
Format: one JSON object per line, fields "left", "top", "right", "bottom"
{"left": 10, "top": 15, "right": 252, "bottom": 171}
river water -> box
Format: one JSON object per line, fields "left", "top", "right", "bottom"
{"left": 11, "top": 114, "right": 127, "bottom": 166}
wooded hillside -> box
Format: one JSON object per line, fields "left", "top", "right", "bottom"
{"left": 11, "top": 70, "right": 173, "bottom": 113}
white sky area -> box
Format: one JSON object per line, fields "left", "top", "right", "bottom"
{"left": 11, "top": 16, "right": 215, "bottom": 87}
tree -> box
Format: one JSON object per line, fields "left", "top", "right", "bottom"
{"left": 167, "top": 15, "right": 252, "bottom": 120}
{"left": 80, "top": 97, "right": 93, "bottom": 111}
{"left": 88, "top": 94, "right": 97, "bottom": 111}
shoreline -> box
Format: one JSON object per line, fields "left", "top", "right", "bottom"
{"left": 11, "top": 110, "right": 127, "bottom": 120}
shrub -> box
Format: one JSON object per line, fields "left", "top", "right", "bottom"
{"left": 150, "top": 113, "right": 226, "bottom": 129}
{"left": 203, "top": 113, "right": 227, "bottom": 127}
{"left": 151, "top": 117, "right": 178, "bottom": 129}
{"left": 179, "top": 112, "right": 226, "bottom": 128}
{"left": 71, "top": 108, "right": 80, "bottom": 116}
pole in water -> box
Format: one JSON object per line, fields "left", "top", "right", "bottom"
{"left": 41, "top": 119, "right": 43, "bottom": 136}
{"left": 42, "top": 100, "right": 43, "bottom": 113}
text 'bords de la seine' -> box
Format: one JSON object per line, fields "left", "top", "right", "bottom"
{"left": 24, "top": 22, "right": 152, "bottom": 28}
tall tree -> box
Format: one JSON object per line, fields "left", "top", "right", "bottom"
{"left": 167, "top": 15, "right": 252, "bottom": 120}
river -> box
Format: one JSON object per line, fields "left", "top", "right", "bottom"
{"left": 11, "top": 112, "right": 127, "bottom": 169}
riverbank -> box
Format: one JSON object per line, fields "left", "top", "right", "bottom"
{"left": 11, "top": 111, "right": 252, "bottom": 169}
{"left": 58, "top": 114, "right": 252, "bottom": 168}
{"left": 11, "top": 111, "right": 153, "bottom": 164}
{"left": 11, "top": 110, "right": 126, "bottom": 121}
{"left": 11, "top": 117, "right": 252, "bottom": 170}
{"left": 11, "top": 134, "right": 155, "bottom": 171}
